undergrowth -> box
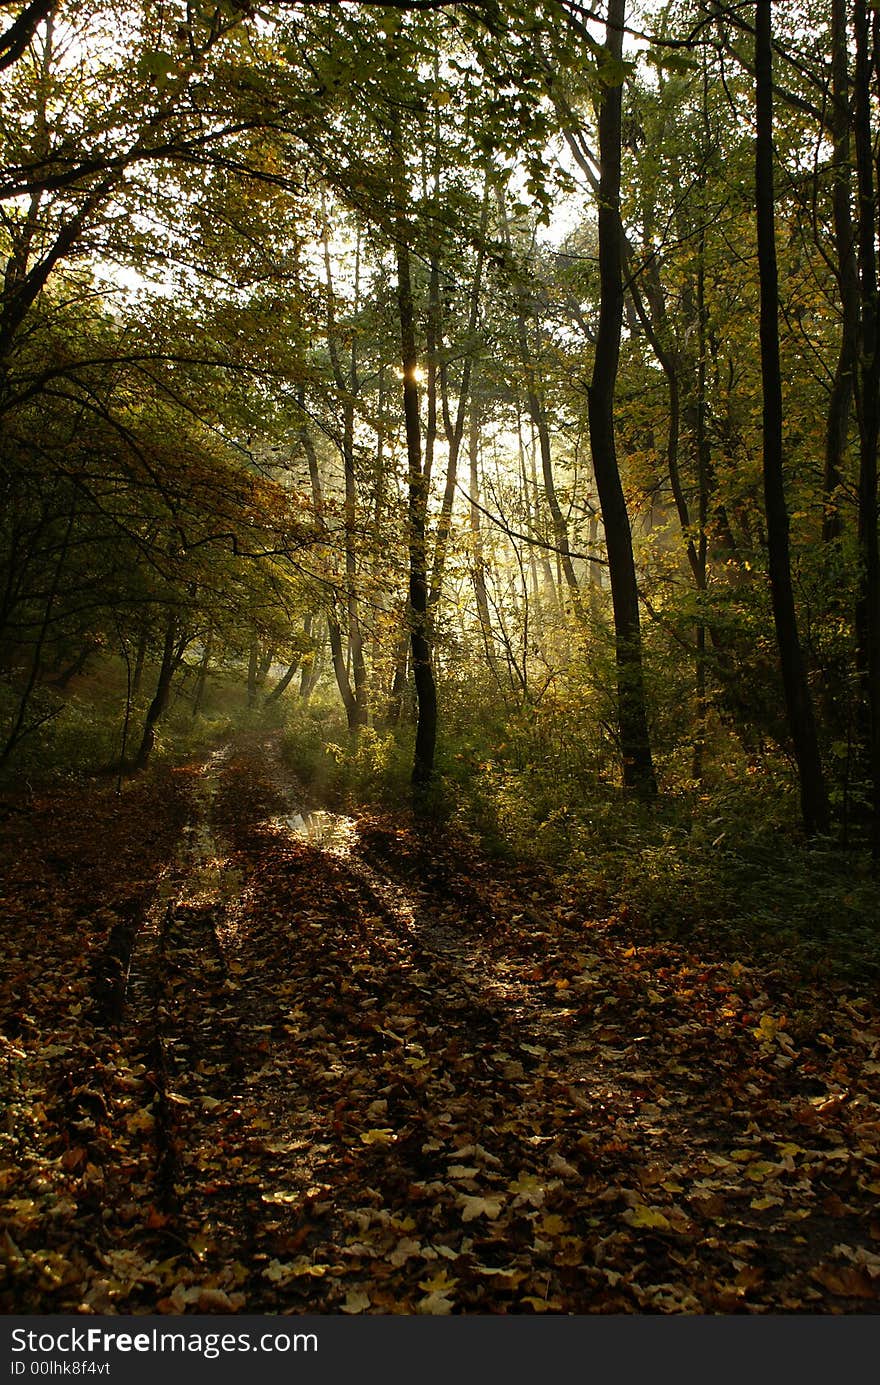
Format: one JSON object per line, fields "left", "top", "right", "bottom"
{"left": 279, "top": 697, "right": 880, "bottom": 988}
{"left": 4, "top": 662, "right": 879, "bottom": 989}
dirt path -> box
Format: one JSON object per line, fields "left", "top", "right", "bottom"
{"left": 1, "top": 735, "right": 879, "bottom": 1313}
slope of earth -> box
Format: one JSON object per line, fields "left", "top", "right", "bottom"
{"left": 1, "top": 737, "right": 879, "bottom": 1314}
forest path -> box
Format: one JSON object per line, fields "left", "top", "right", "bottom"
{"left": 1, "top": 733, "right": 879, "bottom": 1313}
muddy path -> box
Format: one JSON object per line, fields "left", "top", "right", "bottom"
{"left": 1, "top": 735, "right": 879, "bottom": 1313}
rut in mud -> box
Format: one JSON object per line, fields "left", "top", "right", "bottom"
{"left": 1, "top": 735, "right": 879, "bottom": 1314}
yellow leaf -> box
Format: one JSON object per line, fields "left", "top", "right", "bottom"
{"left": 508, "top": 1173, "right": 545, "bottom": 1204}
{"left": 460, "top": 1195, "right": 504, "bottom": 1222}
{"left": 745, "top": 1161, "right": 779, "bottom": 1181}
{"left": 360, "top": 1128, "right": 395, "bottom": 1146}
{"left": 417, "top": 1292, "right": 454, "bottom": 1315}
{"left": 125, "top": 1107, "right": 155, "bottom": 1134}
{"left": 540, "top": 1213, "right": 569, "bottom": 1236}
{"left": 340, "top": 1290, "right": 371, "bottom": 1314}
{"left": 418, "top": 1269, "right": 458, "bottom": 1294}
{"left": 263, "top": 1257, "right": 331, "bottom": 1283}
{"left": 622, "top": 1204, "right": 671, "bottom": 1231}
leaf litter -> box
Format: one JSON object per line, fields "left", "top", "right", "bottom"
{"left": 1, "top": 736, "right": 879, "bottom": 1314}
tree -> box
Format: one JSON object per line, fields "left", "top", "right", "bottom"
{"left": 752, "top": 0, "right": 829, "bottom": 835}
{"left": 587, "top": 0, "right": 656, "bottom": 795}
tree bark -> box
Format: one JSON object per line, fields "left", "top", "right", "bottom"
{"left": 132, "top": 615, "right": 184, "bottom": 771}
{"left": 823, "top": 0, "right": 859, "bottom": 545}
{"left": 320, "top": 213, "right": 368, "bottom": 728}
{"left": 131, "top": 624, "right": 148, "bottom": 697}
{"left": 852, "top": 0, "right": 880, "bottom": 862}
{"left": 499, "top": 192, "right": 581, "bottom": 614}
{"left": 395, "top": 204, "right": 438, "bottom": 792}
{"left": 299, "top": 409, "right": 360, "bottom": 729}
{"left": 754, "top": 0, "right": 829, "bottom": 835}
{"left": 429, "top": 187, "right": 489, "bottom": 609}
{"left": 587, "top": 0, "right": 656, "bottom": 795}
{"left": 191, "top": 632, "right": 212, "bottom": 718}
{"left": 467, "top": 397, "right": 502, "bottom": 684}
{"left": 246, "top": 638, "right": 259, "bottom": 709}
{"left": 265, "top": 654, "right": 301, "bottom": 704}
{"left": 0, "top": 499, "right": 74, "bottom": 764}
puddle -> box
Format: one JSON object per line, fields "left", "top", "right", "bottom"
{"left": 170, "top": 746, "right": 240, "bottom": 904}
{"left": 274, "top": 809, "right": 357, "bottom": 855}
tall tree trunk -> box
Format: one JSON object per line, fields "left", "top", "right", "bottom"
{"left": 429, "top": 189, "right": 489, "bottom": 608}
{"left": 384, "top": 626, "right": 409, "bottom": 729}
{"left": 754, "top": 0, "right": 829, "bottom": 835}
{"left": 693, "top": 245, "right": 710, "bottom": 780}
{"left": 299, "top": 615, "right": 321, "bottom": 701}
{"left": 467, "top": 398, "right": 502, "bottom": 683}
{"left": 327, "top": 618, "right": 360, "bottom": 727}
{"left": 343, "top": 378, "right": 368, "bottom": 726}
{"left": 299, "top": 408, "right": 360, "bottom": 729}
{"left": 246, "top": 638, "right": 259, "bottom": 709}
{"left": 522, "top": 412, "right": 558, "bottom": 608}
{"left": 133, "top": 615, "right": 183, "bottom": 771}
{"left": 824, "top": 0, "right": 859, "bottom": 545}
{"left": 0, "top": 499, "right": 74, "bottom": 764}
{"left": 587, "top": 0, "right": 656, "bottom": 795}
{"left": 265, "top": 654, "right": 300, "bottom": 704}
{"left": 50, "top": 640, "right": 94, "bottom": 689}
{"left": 852, "top": 0, "right": 880, "bottom": 862}
{"left": 320, "top": 212, "right": 368, "bottom": 729}
{"left": 131, "top": 624, "right": 148, "bottom": 697}
{"left": 191, "top": 632, "right": 212, "bottom": 718}
{"left": 500, "top": 194, "right": 581, "bottom": 614}
{"left": 395, "top": 201, "right": 438, "bottom": 792}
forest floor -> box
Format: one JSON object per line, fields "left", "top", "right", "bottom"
{"left": 1, "top": 733, "right": 879, "bottom": 1315}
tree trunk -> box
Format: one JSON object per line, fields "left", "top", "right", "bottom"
{"left": 587, "top": 0, "right": 656, "bottom": 795}
{"left": 384, "top": 626, "right": 409, "bottom": 729}
{"left": 0, "top": 500, "right": 74, "bottom": 764}
{"left": 321, "top": 207, "right": 368, "bottom": 729}
{"left": 300, "top": 411, "right": 361, "bottom": 729}
{"left": 429, "top": 187, "right": 489, "bottom": 609}
{"left": 467, "top": 398, "right": 502, "bottom": 684}
{"left": 395, "top": 202, "right": 438, "bottom": 792}
{"left": 265, "top": 654, "right": 300, "bottom": 704}
{"left": 132, "top": 615, "right": 183, "bottom": 771}
{"left": 300, "top": 614, "right": 322, "bottom": 702}
{"left": 852, "top": 0, "right": 880, "bottom": 862}
{"left": 191, "top": 632, "right": 212, "bottom": 718}
{"left": 131, "top": 625, "right": 148, "bottom": 696}
{"left": 824, "top": 0, "right": 859, "bottom": 546}
{"left": 754, "top": 0, "right": 829, "bottom": 835}
{"left": 246, "top": 638, "right": 259, "bottom": 709}
{"left": 50, "top": 640, "right": 94, "bottom": 689}
{"left": 500, "top": 192, "right": 581, "bottom": 614}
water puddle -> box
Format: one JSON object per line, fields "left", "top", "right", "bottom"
{"left": 172, "top": 746, "right": 241, "bottom": 904}
{"left": 273, "top": 809, "right": 358, "bottom": 856}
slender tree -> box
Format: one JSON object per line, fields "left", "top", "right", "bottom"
{"left": 587, "top": 0, "right": 656, "bottom": 795}
{"left": 851, "top": 0, "right": 880, "bottom": 863}
{"left": 754, "top": 0, "right": 829, "bottom": 835}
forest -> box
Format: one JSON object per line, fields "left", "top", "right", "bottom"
{"left": 1, "top": 0, "right": 880, "bottom": 1317}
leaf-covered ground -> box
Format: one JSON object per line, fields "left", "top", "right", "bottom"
{"left": 1, "top": 738, "right": 879, "bottom": 1314}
